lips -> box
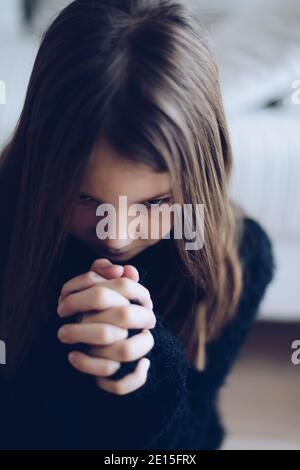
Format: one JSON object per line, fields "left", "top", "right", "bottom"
{"left": 96, "top": 246, "right": 131, "bottom": 256}
{"left": 87, "top": 239, "right": 133, "bottom": 257}
{"left": 104, "top": 250, "right": 130, "bottom": 256}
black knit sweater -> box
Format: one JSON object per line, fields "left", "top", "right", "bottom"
{"left": 0, "top": 216, "right": 275, "bottom": 450}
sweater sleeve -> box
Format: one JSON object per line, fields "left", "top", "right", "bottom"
{"left": 182, "top": 217, "right": 276, "bottom": 449}
{"left": 67, "top": 217, "right": 275, "bottom": 451}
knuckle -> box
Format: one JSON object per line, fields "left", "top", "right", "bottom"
{"left": 84, "top": 271, "right": 97, "bottom": 283}
{"left": 114, "top": 383, "right": 126, "bottom": 395}
{"left": 99, "top": 325, "right": 113, "bottom": 344}
{"left": 117, "top": 304, "right": 130, "bottom": 318}
{"left": 92, "top": 286, "right": 106, "bottom": 307}
{"left": 116, "top": 277, "right": 131, "bottom": 290}
{"left": 119, "top": 341, "right": 133, "bottom": 361}
{"left": 118, "top": 305, "right": 134, "bottom": 324}
{"left": 101, "top": 361, "right": 118, "bottom": 376}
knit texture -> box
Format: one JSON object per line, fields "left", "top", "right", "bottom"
{"left": 0, "top": 216, "right": 275, "bottom": 450}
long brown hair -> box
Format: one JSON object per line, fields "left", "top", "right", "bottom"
{"left": 0, "top": 0, "right": 243, "bottom": 378}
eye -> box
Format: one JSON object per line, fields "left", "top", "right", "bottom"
{"left": 77, "top": 193, "right": 97, "bottom": 205}
{"left": 144, "top": 197, "right": 171, "bottom": 209}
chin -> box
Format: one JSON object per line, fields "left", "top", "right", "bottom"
{"left": 87, "top": 243, "right": 138, "bottom": 260}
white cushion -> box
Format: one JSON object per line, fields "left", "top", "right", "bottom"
{"left": 228, "top": 108, "right": 300, "bottom": 240}
{"left": 209, "top": 0, "right": 300, "bottom": 116}
{"left": 0, "top": 0, "right": 21, "bottom": 37}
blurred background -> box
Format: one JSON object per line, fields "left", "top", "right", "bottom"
{"left": 0, "top": 0, "right": 299, "bottom": 450}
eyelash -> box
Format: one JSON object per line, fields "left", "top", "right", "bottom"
{"left": 77, "top": 194, "right": 97, "bottom": 206}
{"left": 143, "top": 198, "right": 170, "bottom": 209}
{"left": 77, "top": 194, "right": 170, "bottom": 208}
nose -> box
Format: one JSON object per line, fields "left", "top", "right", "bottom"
{"left": 95, "top": 210, "right": 137, "bottom": 251}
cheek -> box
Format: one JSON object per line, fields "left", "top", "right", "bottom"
{"left": 145, "top": 210, "right": 173, "bottom": 240}
{"left": 69, "top": 207, "right": 98, "bottom": 237}
{"left": 160, "top": 212, "right": 173, "bottom": 238}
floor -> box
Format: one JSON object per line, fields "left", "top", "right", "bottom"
{"left": 219, "top": 321, "right": 300, "bottom": 450}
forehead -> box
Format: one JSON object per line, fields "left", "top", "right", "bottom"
{"left": 82, "top": 140, "right": 171, "bottom": 204}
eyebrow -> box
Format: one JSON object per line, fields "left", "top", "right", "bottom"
{"left": 80, "top": 191, "right": 172, "bottom": 205}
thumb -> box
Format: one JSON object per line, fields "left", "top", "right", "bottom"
{"left": 90, "top": 258, "right": 139, "bottom": 282}
{"left": 122, "top": 265, "right": 139, "bottom": 282}
{"left": 90, "top": 258, "right": 124, "bottom": 280}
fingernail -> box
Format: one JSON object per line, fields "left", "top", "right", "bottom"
{"left": 57, "top": 302, "right": 64, "bottom": 316}
{"left": 102, "top": 264, "right": 123, "bottom": 270}
{"left": 57, "top": 326, "right": 66, "bottom": 340}
{"left": 96, "top": 259, "right": 112, "bottom": 267}
{"left": 68, "top": 352, "right": 76, "bottom": 363}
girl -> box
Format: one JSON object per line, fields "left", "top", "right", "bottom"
{"left": 0, "top": 0, "right": 274, "bottom": 450}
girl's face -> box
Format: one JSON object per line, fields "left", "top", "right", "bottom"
{"left": 69, "top": 140, "right": 172, "bottom": 261}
